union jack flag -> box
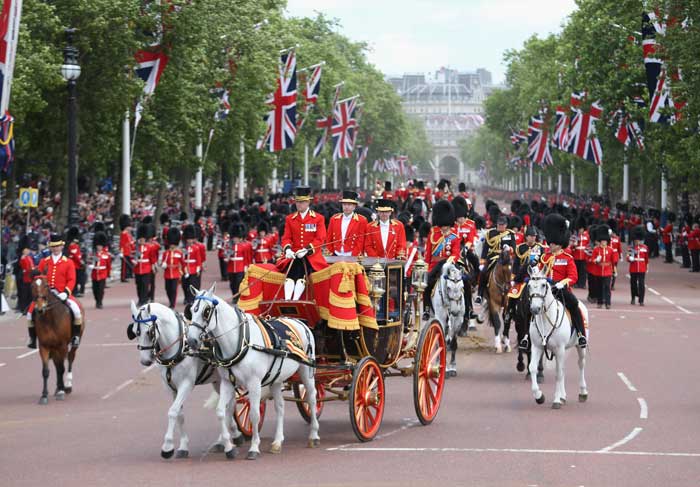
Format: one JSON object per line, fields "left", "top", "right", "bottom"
{"left": 313, "top": 82, "right": 342, "bottom": 158}
{"left": 331, "top": 97, "right": 358, "bottom": 161}
{"left": 133, "top": 48, "right": 170, "bottom": 129}
{"left": 567, "top": 96, "right": 604, "bottom": 166}
{"left": 211, "top": 85, "right": 231, "bottom": 121}
{"left": 509, "top": 129, "right": 527, "bottom": 148}
{"left": 527, "top": 117, "right": 553, "bottom": 166}
{"left": 356, "top": 144, "right": 369, "bottom": 170}
{"left": 396, "top": 155, "right": 408, "bottom": 175}
{"left": 0, "top": 0, "right": 22, "bottom": 113}
{"left": 552, "top": 106, "right": 570, "bottom": 150}
{"left": 297, "top": 63, "right": 322, "bottom": 129}
{"left": 257, "top": 51, "right": 297, "bottom": 152}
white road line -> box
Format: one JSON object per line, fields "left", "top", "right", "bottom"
{"left": 16, "top": 349, "right": 38, "bottom": 359}
{"left": 141, "top": 364, "right": 157, "bottom": 374}
{"left": 677, "top": 305, "right": 692, "bottom": 315}
{"left": 329, "top": 446, "right": 700, "bottom": 458}
{"left": 638, "top": 398, "right": 648, "bottom": 419}
{"left": 0, "top": 362, "right": 6, "bottom": 367}
{"left": 1, "top": 343, "right": 132, "bottom": 351}
{"left": 661, "top": 296, "right": 675, "bottom": 305}
{"left": 617, "top": 372, "right": 637, "bottom": 392}
{"left": 328, "top": 418, "right": 420, "bottom": 451}
{"left": 648, "top": 287, "right": 661, "bottom": 296}
{"left": 101, "top": 379, "right": 134, "bottom": 400}
{"left": 599, "top": 427, "right": 643, "bottom": 452}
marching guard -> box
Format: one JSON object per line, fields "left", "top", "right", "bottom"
{"left": 182, "top": 224, "right": 204, "bottom": 305}
{"left": 226, "top": 223, "right": 253, "bottom": 300}
{"left": 66, "top": 226, "right": 84, "bottom": 296}
{"left": 119, "top": 215, "right": 135, "bottom": 282}
{"left": 590, "top": 225, "right": 617, "bottom": 309}
{"left": 90, "top": 232, "right": 111, "bottom": 309}
{"left": 161, "top": 227, "right": 183, "bottom": 309}
{"left": 628, "top": 225, "right": 649, "bottom": 306}
{"left": 133, "top": 223, "right": 154, "bottom": 307}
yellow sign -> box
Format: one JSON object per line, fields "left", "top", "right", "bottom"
{"left": 18, "top": 188, "right": 39, "bottom": 208}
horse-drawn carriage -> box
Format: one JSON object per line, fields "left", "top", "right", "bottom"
{"left": 231, "top": 255, "right": 447, "bottom": 442}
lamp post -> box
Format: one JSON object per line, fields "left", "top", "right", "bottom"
{"left": 61, "top": 28, "right": 81, "bottom": 226}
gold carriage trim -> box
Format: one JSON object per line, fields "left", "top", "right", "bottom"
{"left": 329, "top": 290, "right": 356, "bottom": 308}
{"left": 358, "top": 313, "right": 379, "bottom": 330}
{"left": 238, "top": 293, "right": 262, "bottom": 312}
{"left": 247, "top": 265, "right": 286, "bottom": 285}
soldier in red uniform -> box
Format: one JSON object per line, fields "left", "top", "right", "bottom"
{"left": 608, "top": 221, "right": 622, "bottom": 291}
{"left": 381, "top": 181, "right": 394, "bottom": 201}
{"left": 589, "top": 225, "right": 618, "bottom": 309}
{"left": 27, "top": 234, "right": 83, "bottom": 348}
{"left": 133, "top": 224, "right": 153, "bottom": 306}
{"left": 217, "top": 227, "right": 230, "bottom": 279}
{"left": 182, "top": 224, "right": 204, "bottom": 305}
{"left": 572, "top": 216, "right": 590, "bottom": 289}
{"left": 226, "top": 223, "right": 253, "bottom": 301}
{"left": 160, "top": 213, "right": 171, "bottom": 244}
{"left": 678, "top": 219, "right": 691, "bottom": 268}
{"left": 689, "top": 222, "right": 700, "bottom": 272}
{"left": 628, "top": 226, "right": 649, "bottom": 306}
{"left": 662, "top": 213, "right": 675, "bottom": 263}
{"left": 364, "top": 199, "right": 407, "bottom": 260}
{"left": 90, "top": 232, "right": 111, "bottom": 309}
{"left": 161, "top": 227, "right": 183, "bottom": 309}
{"left": 538, "top": 214, "right": 586, "bottom": 348}
{"left": 66, "top": 226, "right": 84, "bottom": 296}
{"left": 325, "top": 190, "right": 368, "bottom": 257}
{"left": 119, "top": 214, "right": 135, "bottom": 282}
{"left": 253, "top": 222, "right": 276, "bottom": 264}
{"left": 423, "top": 200, "right": 461, "bottom": 312}
{"left": 205, "top": 209, "right": 216, "bottom": 251}
{"left": 17, "top": 236, "right": 35, "bottom": 313}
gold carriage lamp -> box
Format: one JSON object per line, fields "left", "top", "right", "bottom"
{"left": 412, "top": 256, "right": 428, "bottom": 292}
{"left": 368, "top": 262, "right": 386, "bottom": 303}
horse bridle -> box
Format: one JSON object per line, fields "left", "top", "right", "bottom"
{"left": 527, "top": 276, "right": 564, "bottom": 360}
{"left": 190, "top": 294, "right": 250, "bottom": 367}
{"left": 189, "top": 295, "right": 221, "bottom": 342}
{"left": 128, "top": 309, "right": 158, "bottom": 351}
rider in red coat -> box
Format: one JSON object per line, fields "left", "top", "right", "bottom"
{"left": 27, "top": 234, "right": 83, "bottom": 349}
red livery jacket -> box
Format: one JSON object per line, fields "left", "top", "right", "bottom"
{"left": 688, "top": 228, "right": 700, "bottom": 251}
{"left": 183, "top": 243, "right": 204, "bottom": 276}
{"left": 540, "top": 250, "right": 578, "bottom": 287}
{"left": 589, "top": 245, "right": 618, "bottom": 277}
{"left": 38, "top": 255, "right": 77, "bottom": 295}
{"left": 454, "top": 219, "right": 477, "bottom": 249}
{"left": 573, "top": 231, "right": 590, "bottom": 261}
{"left": 91, "top": 249, "right": 112, "bottom": 281}
{"left": 628, "top": 244, "right": 649, "bottom": 273}
{"left": 364, "top": 219, "right": 407, "bottom": 260}
{"left": 425, "top": 226, "right": 461, "bottom": 272}
{"left": 279, "top": 209, "right": 328, "bottom": 271}
{"left": 610, "top": 236, "right": 622, "bottom": 262}
{"left": 120, "top": 230, "right": 135, "bottom": 258}
{"left": 325, "top": 212, "right": 368, "bottom": 256}
{"left": 20, "top": 255, "right": 36, "bottom": 284}
{"left": 133, "top": 243, "right": 153, "bottom": 275}
{"left": 253, "top": 235, "right": 276, "bottom": 264}
{"left": 226, "top": 241, "right": 253, "bottom": 273}
{"left": 161, "top": 249, "right": 184, "bottom": 280}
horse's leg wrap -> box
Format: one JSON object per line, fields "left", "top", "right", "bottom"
{"left": 27, "top": 327, "right": 37, "bottom": 349}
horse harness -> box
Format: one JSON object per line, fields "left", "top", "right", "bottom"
{"left": 191, "top": 295, "right": 314, "bottom": 388}
{"left": 527, "top": 277, "right": 566, "bottom": 361}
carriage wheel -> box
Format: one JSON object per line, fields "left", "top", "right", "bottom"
{"left": 349, "top": 357, "right": 385, "bottom": 442}
{"left": 413, "top": 320, "right": 446, "bottom": 425}
{"left": 233, "top": 387, "right": 266, "bottom": 439}
{"left": 293, "top": 381, "right": 325, "bottom": 423}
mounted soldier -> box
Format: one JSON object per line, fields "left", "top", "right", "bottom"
{"left": 476, "top": 213, "right": 517, "bottom": 304}
{"left": 423, "top": 200, "right": 460, "bottom": 316}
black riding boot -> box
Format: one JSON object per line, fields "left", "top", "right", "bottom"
{"left": 569, "top": 307, "right": 587, "bottom": 348}
{"left": 27, "top": 327, "right": 37, "bottom": 349}
{"left": 71, "top": 324, "right": 81, "bottom": 348}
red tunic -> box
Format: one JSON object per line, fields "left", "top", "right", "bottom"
{"left": 20, "top": 255, "right": 36, "bottom": 284}
{"left": 91, "top": 249, "right": 112, "bottom": 281}
{"left": 590, "top": 246, "right": 618, "bottom": 277}
{"left": 425, "top": 227, "right": 461, "bottom": 272}
{"left": 133, "top": 243, "right": 153, "bottom": 275}
{"left": 120, "top": 230, "right": 135, "bottom": 257}
{"left": 688, "top": 228, "right": 700, "bottom": 251}
{"left": 325, "top": 212, "right": 368, "bottom": 256}
{"left": 572, "top": 232, "right": 590, "bottom": 261}
{"left": 540, "top": 250, "right": 578, "bottom": 287}
{"left": 183, "top": 244, "right": 204, "bottom": 275}
{"left": 279, "top": 210, "right": 328, "bottom": 271}
{"left": 628, "top": 244, "right": 649, "bottom": 273}
{"left": 38, "top": 255, "right": 77, "bottom": 294}
{"left": 226, "top": 241, "right": 253, "bottom": 273}
{"left": 364, "top": 219, "right": 407, "bottom": 259}
{"left": 162, "top": 249, "right": 183, "bottom": 280}
{"left": 662, "top": 223, "right": 673, "bottom": 245}
{"left": 67, "top": 242, "right": 83, "bottom": 270}
{"left": 454, "top": 219, "right": 477, "bottom": 248}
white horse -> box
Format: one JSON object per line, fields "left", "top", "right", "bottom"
{"left": 185, "top": 284, "right": 320, "bottom": 460}
{"left": 128, "top": 301, "right": 242, "bottom": 458}
{"left": 526, "top": 266, "right": 588, "bottom": 409}
{"left": 431, "top": 262, "right": 465, "bottom": 377}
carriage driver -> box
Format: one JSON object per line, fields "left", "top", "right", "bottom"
{"left": 26, "top": 234, "right": 83, "bottom": 349}
{"left": 279, "top": 186, "right": 328, "bottom": 300}
{"left": 476, "top": 213, "right": 517, "bottom": 303}
{"left": 525, "top": 213, "right": 586, "bottom": 350}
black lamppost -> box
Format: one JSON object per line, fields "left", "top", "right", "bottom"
{"left": 61, "top": 28, "right": 81, "bottom": 226}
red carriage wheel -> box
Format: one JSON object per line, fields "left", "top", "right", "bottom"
{"left": 349, "top": 357, "right": 385, "bottom": 442}
{"left": 413, "top": 320, "right": 446, "bottom": 425}
{"left": 293, "top": 381, "right": 325, "bottom": 423}
{"left": 233, "top": 387, "right": 266, "bottom": 439}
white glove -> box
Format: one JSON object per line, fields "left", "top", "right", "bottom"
{"left": 57, "top": 292, "right": 68, "bottom": 301}
{"left": 503, "top": 244, "right": 511, "bottom": 252}
{"left": 628, "top": 256, "right": 634, "bottom": 263}
{"left": 478, "top": 264, "right": 485, "bottom": 272}
{"left": 554, "top": 281, "right": 566, "bottom": 290}
{"left": 295, "top": 248, "right": 309, "bottom": 259}
{"left": 118, "top": 253, "right": 123, "bottom": 259}
{"left": 595, "top": 255, "right": 602, "bottom": 263}
{"left": 88, "top": 265, "right": 95, "bottom": 271}
{"left": 161, "top": 262, "right": 168, "bottom": 269}
{"left": 285, "top": 248, "right": 295, "bottom": 260}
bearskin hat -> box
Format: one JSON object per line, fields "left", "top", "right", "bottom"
{"left": 458, "top": 182, "right": 466, "bottom": 193}
{"left": 147, "top": 223, "right": 157, "bottom": 239}
{"left": 543, "top": 213, "right": 570, "bottom": 247}
{"left": 474, "top": 215, "right": 486, "bottom": 230}
{"left": 179, "top": 211, "right": 188, "bottom": 222}
{"left": 508, "top": 215, "right": 523, "bottom": 230}
{"left": 204, "top": 208, "right": 212, "bottom": 217}
{"left": 18, "top": 235, "right": 30, "bottom": 250}
{"left": 630, "top": 225, "right": 645, "bottom": 242}
{"left": 384, "top": 181, "right": 392, "bottom": 191}
{"left": 452, "top": 196, "right": 469, "bottom": 219}
{"left": 229, "top": 222, "right": 245, "bottom": 239}
{"left": 142, "top": 215, "right": 153, "bottom": 225}
{"left": 167, "top": 227, "right": 181, "bottom": 246}
{"left": 66, "top": 226, "right": 80, "bottom": 243}
{"left": 93, "top": 231, "right": 108, "bottom": 248}
{"left": 160, "top": 212, "right": 170, "bottom": 225}
{"left": 119, "top": 214, "right": 132, "bottom": 229}
{"left": 397, "top": 211, "right": 412, "bottom": 226}
{"left": 668, "top": 212, "right": 677, "bottom": 223}
{"left": 404, "top": 223, "right": 415, "bottom": 243}
{"left": 136, "top": 224, "right": 149, "bottom": 240}
{"left": 257, "top": 221, "right": 270, "bottom": 234}
{"left": 182, "top": 224, "right": 196, "bottom": 240}
{"left": 416, "top": 180, "right": 425, "bottom": 190}
{"left": 437, "top": 178, "right": 450, "bottom": 190}
{"left": 432, "top": 200, "right": 455, "bottom": 227}
{"left": 595, "top": 224, "right": 611, "bottom": 242}
{"left": 419, "top": 221, "right": 431, "bottom": 239}
{"left": 93, "top": 221, "right": 106, "bottom": 234}
{"left": 531, "top": 200, "right": 540, "bottom": 212}
{"left": 194, "top": 224, "right": 203, "bottom": 240}
{"left": 484, "top": 199, "right": 498, "bottom": 213}
{"left": 510, "top": 199, "right": 522, "bottom": 214}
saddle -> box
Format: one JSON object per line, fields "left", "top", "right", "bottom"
{"left": 507, "top": 282, "right": 525, "bottom": 299}
{"left": 253, "top": 316, "right": 310, "bottom": 364}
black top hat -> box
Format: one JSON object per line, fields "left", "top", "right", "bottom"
{"left": 375, "top": 199, "right": 394, "bottom": 212}
{"left": 48, "top": 233, "right": 65, "bottom": 247}
{"left": 432, "top": 200, "right": 455, "bottom": 227}
{"left": 340, "top": 190, "right": 359, "bottom": 204}
{"left": 543, "top": 213, "right": 570, "bottom": 247}
{"left": 452, "top": 196, "right": 469, "bottom": 219}
{"left": 294, "top": 186, "right": 312, "bottom": 202}
{"left": 93, "top": 231, "right": 108, "bottom": 248}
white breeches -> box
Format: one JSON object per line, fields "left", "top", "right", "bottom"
{"left": 27, "top": 299, "right": 81, "bottom": 322}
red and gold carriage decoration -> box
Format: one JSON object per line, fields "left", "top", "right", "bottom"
{"left": 233, "top": 256, "right": 447, "bottom": 442}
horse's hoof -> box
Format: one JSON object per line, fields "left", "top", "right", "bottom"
{"left": 161, "top": 449, "right": 174, "bottom": 459}
{"left": 233, "top": 435, "right": 245, "bottom": 447}
{"left": 307, "top": 438, "right": 321, "bottom": 448}
{"left": 64, "top": 387, "right": 72, "bottom": 395}
{"left": 535, "top": 394, "right": 545, "bottom": 405}
{"left": 526, "top": 371, "right": 531, "bottom": 378}
{"left": 552, "top": 402, "right": 562, "bottom": 410}
{"left": 516, "top": 362, "right": 525, "bottom": 372}
{"left": 246, "top": 451, "right": 259, "bottom": 460}
{"left": 211, "top": 444, "right": 225, "bottom": 453}
{"left": 55, "top": 390, "right": 65, "bottom": 401}
{"left": 578, "top": 394, "right": 588, "bottom": 403}
{"left": 176, "top": 450, "right": 189, "bottom": 459}
{"left": 269, "top": 443, "right": 282, "bottom": 454}
{"left": 450, "top": 370, "right": 457, "bottom": 377}
{"left": 225, "top": 448, "right": 238, "bottom": 460}
{"left": 38, "top": 396, "right": 48, "bottom": 405}
{"left": 561, "top": 398, "right": 567, "bottom": 405}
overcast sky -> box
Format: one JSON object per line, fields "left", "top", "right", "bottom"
{"left": 285, "top": 0, "right": 578, "bottom": 83}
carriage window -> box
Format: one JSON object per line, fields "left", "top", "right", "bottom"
{"left": 387, "top": 268, "right": 401, "bottom": 322}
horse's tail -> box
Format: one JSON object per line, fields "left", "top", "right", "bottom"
{"left": 203, "top": 390, "right": 219, "bottom": 410}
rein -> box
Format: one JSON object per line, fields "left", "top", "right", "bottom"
{"left": 528, "top": 278, "right": 564, "bottom": 361}
{"left": 191, "top": 295, "right": 250, "bottom": 368}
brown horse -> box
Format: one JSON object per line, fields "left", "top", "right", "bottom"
{"left": 31, "top": 276, "right": 84, "bottom": 405}
{"left": 486, "top": 247, "right": 512, "bottom": 353}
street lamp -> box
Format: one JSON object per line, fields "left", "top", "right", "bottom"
{"left": 61, "top": 28, "right": 81, "bottom": 226}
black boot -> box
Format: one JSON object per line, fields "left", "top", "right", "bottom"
{"left": 27, "top": 327, "right": 37, "bottom": 349}
{"left": 71, "top": 324, "right": 81, "bottom": 348}
{"left": 572, "top": 313, "right": 587, "bottom": 348}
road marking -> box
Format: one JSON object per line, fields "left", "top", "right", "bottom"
{"left": 328, "top": 418, "right": 420, "bottom": 451}
{"left": 638, "top": 398, "right": 648, "bottom": 419}
{"left": 676, "top": 305, "right": 692, "bottom": 315}
{"left": 1, "top": 343, "right": 133, "bottom": 351}
{"left": 0, "top": 362, "right": 6, "bottom": 367}
{"left": 329, "top": 446, "right": 700, "bottom": 458}
{"left": 599, "top": 427, "right": 643, "bottom": 452}
{"left": 648, "top": 288, "right": 660, "bottom": 296}
{"left": 101, "top": 379, "right": 134, "bottom": 400}
{"left": 16, "top": 349, "right": 38, "bottom": 359}
{"left": 617, "top": 372, "right": 637, "bottom": 392}
{"left": 661, "top": 296, "right": 675, "bottom": 305}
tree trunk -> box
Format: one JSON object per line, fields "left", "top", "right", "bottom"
{"left": 228, "top": 165, "right": 236, "bottom": 204}
{"left": 87, "top": 172, "right": 97, "bottom": 195}
{"left": 181, "top": 167, "right": 191, "bottom": 217}
{"left": 154, "top": 179, "right": 167, "bottom": 234}
{"left": 638, "top": 172, "right": 645, "bottom": 206}
{"left": 209, "top": 161, "right": 221, "bottom": 210}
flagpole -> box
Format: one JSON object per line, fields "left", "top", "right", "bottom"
{"left": 570, "top": 161, "right": 575, "bottom": 194}
{"left": 121, "top": 110, "right": 131, "bottom": 215}
{"left": 356, "top": 160, "right": 361, "bottom": 188}
{"left": 304, "top": 143, "right": 309, "bottom": 186}
{"left": 239, "top": 137, "right": 245, "bottom": 200}
{"left": 622, "top": 150, "right": 629, "bottom": 202}
{"left": 597, "top": 164, "right": 603, "bottom": 195}
{"left": 557, "top": 173, "right": 562, "bottom": 195}
{"left": 322, "top": 158, "right": 327, "bottom": 190}
{"left": 529, "top": 161, "right": 533, "bottom": 190}
{"left": 661, "top": 165, "right": 668, "bottom": 210}
{"left": 195, "top": 141, "right": 203, "bottom": 209}
{"left": 333, "top": 158, "right": 338, "bottom": 190}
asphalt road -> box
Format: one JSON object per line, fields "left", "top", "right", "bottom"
{"left": 2, "top": 217, "right": 700, "bottom": 487}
